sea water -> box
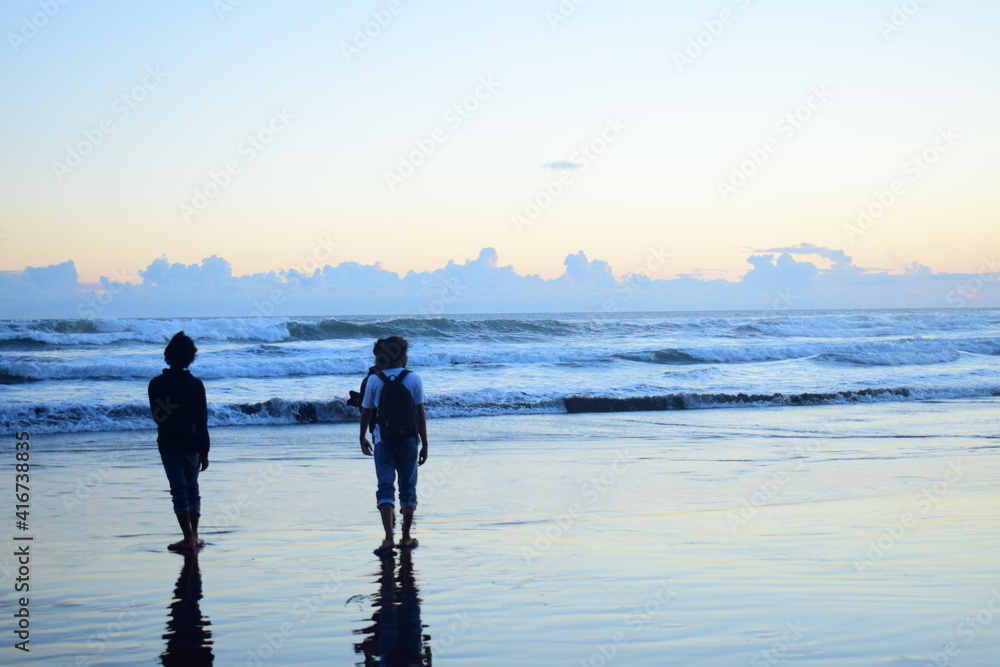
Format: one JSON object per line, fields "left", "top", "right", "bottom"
{"left": 2, "top": 308, "right": 999, "bottom": 434}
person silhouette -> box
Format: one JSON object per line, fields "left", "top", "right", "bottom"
{"left": 160, "top": 553, "right": 214, "bottom": 665}
{"left": 148, "top": 331, "right": 210, "bottom": 552}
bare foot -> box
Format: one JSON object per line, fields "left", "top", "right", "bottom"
{"left": 168, "top": 537, "right": 204, "bottom": 551}
{"left": 374, "top": 538, "right": 395, "bottom": 555}
{"left": 399, "top": 537, "right": 418, "bottom": 549}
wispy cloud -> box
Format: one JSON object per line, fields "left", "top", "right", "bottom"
{"left": 757, "top": 243, "right": 853, "bottom": 269}
{"left": 541, "top": 161, "right": 583, "bottom": 170}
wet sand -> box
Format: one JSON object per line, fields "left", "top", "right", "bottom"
{"left": 9, "top": 400, "right": 1000, "bottom": 665}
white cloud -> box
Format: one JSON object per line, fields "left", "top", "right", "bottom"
{"left": 1, "top": 246, "right": 998, "bottom": 318}
{"left": 757, "top": 243, "right": 853, "bottom": 269}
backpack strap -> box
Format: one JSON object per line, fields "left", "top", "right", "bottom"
{"left": 376, "top": 369, "right": 410, "bottom": 384}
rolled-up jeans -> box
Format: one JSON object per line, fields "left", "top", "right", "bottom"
{"left": 374, "top": 436, "right": 420, "bottom": 508}
{"left": 160, "top": 450, "right": 201, "bottom": 515}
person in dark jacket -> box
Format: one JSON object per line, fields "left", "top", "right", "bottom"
{"left": 149, "top": 331, "right": 210, "bottom": 552}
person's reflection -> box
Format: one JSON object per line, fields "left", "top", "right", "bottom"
{"left": 354, "top": 549, "right": 432, "bottom": 666}
{"left": 160, "top": 554, "right": 214, "bottom": 665}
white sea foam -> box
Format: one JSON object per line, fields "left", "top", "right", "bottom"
{"left": 3, "top": 309, "right": 999, "bottom": 433}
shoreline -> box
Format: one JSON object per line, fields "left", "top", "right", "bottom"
{"left": 11, "top": 390, "right": 1000, "bottom": 438}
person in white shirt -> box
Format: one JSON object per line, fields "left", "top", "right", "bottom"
{"left": 360, "top": 336, "right": 428, "bottom": 554}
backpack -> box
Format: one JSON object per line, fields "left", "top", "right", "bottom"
{"left": 347, "top": 366, "right": 379, "bottom": 434}
{"left": 375, "top": 370, "right": 418, "bottom": 443}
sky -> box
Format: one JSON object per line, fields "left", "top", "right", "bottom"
{"left": 1, "top": 0, "right": 998, "bottom": 316}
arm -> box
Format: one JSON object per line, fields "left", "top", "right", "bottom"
{"left": 196, "top": 379, "right": 210, "bottom": 470}
{"left": 360, "top": 407, "right": 373, "bottom": 456}
{"left": 148, "top": 381, "right": 156, "bottom": 420}
{"left": 416, "top": 403, "right": 428, "bottom": 465}
{"left": 148, "top": 378, "right": 169, "bottom": 424}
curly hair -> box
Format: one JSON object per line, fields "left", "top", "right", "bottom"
{"left": 164, "top": 331, "right": 198, "bottom": 368}
{"left": 373, "top": 336, "right": 408, "bottom": 370}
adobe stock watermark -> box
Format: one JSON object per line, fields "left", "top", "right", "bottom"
{"left": 522, "top": 448, "right": 633, "bottom": 564}
{"left": 924, "top": 589, "right": 1000, "bottom": 666}
{"left": 750, "top": 620, "right": 808, "bottom": 666}
{"left": 546, "top": 0, "right": 591, "bottom": 30}
{"left": 945, "top": 255, "right": 999, "bottom": 307}
{"left": 341, "top": 0, "right": 407, "bottom": 63}
{"left": 179, "top": 107, "right": 294, "bottom": 223}
{"left": 601, "top": 246, "right": 671, "bottom": 313}
{"left": 772, "top": 287, "right": 801, "bottom": 311}
{"left": 384, "top": 75, "right": 500, "bottom": 192}
{"left": 854, "top": 459, "right": 964, "bottom": 572}
{"left": 418, "top": 277, "right": 467, "bottom": 316}
{"left": 716, "top": 84, "right": 833, "bottom": 202}
{"left": 877, "top": 0, "right": 931, "bottom": 40}
{"left": 673, "top": 0, "right": 754, "bottom": 73}
{"left": 844, "top": 126, "right": 958, "bottom": 243}
{"left": 63, "top": 464, "right": 114, "bottom": 512}
{"left": 55, "top": 600, "right": 140, "bottom": 667}
{"left": 7, "top": 0, "right": 72, "bottom": 53}
{"left": 726, "top": 439, "right": 823, "bottom": 533}
{"left": 52, "top": 66, "right": 167, "bottom": 182}
{"left": 249, "top": 235, "right": 339, "bottom": 321}
{"left": 431, "top": 610, "right": 473, "bottom": 657}
{"left": 240, "top": 568, "right": 345, "bottom": 666}
{"left": 417, "top": 459, "right": 460, "bottom": 505}
{"left": 512, "top": 117, "right": 628, "bottom": 233}
{"left": 418, "top": 433, "right": 488, "bottom": 507}
{"left": 76, "top": 268, "right": 137, "bottom": 319}
{"left": 213, "top": 0, "right": 249, "bottom": 21}
{"left": 578, "top": 580, "right": 680, "bottom": 667}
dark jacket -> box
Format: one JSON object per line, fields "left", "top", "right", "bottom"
{"left": 148, "top": 368, "right": 210, "bottom": 456}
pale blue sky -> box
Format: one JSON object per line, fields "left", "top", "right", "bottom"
{"left": 1, "top": 0, "right": 998, "bottom": 292}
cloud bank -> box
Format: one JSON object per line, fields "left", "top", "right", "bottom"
{"left": 1, "top": 246, "right": 998, "bottom": 319}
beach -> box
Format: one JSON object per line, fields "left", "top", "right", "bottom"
{"left": 5, "top": 0, "right": 999, "bottom": 661}
{"left": 10, "top": 399, "right": 1000, "bottom": 665}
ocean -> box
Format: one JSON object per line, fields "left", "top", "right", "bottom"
{"left": 3, "top": 308, "right": 999, "bottom": 435}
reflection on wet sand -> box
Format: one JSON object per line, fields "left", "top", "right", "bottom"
{"left": 161, "top": 554, "right": 214, "bottom": 666}
{"left": 354, "top": 549, "right": 431, "bottom": 666}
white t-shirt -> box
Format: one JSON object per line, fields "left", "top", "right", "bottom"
{"left": 361, "top": 367, "right": 424, "bottom": 444}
